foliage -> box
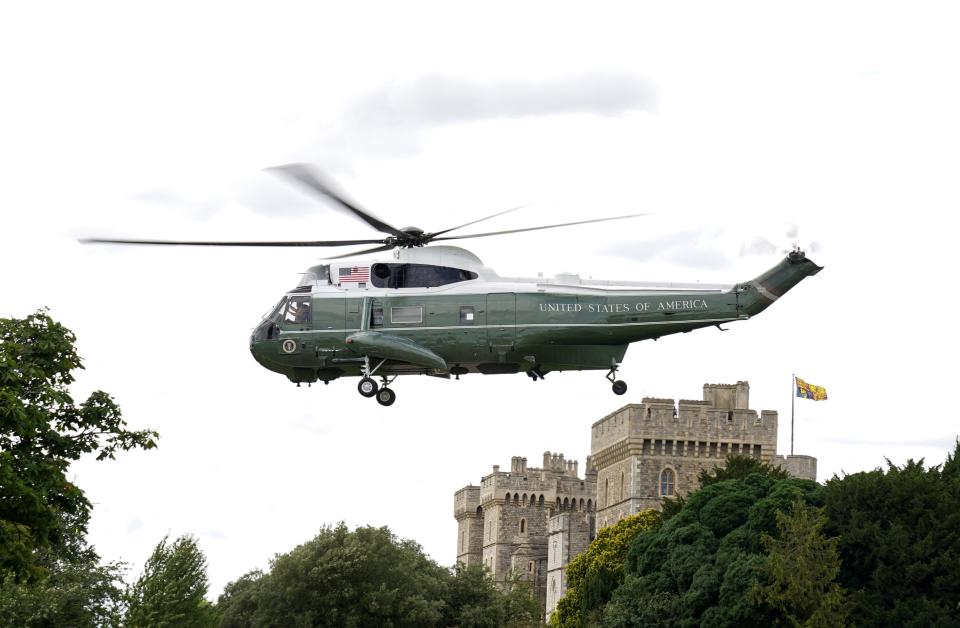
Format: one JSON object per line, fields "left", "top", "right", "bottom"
{"left": 218, "top": 523, "right": 448, "bottom": 627}
{"left": 551, "top": 510, "right": 662, "bottom": 628}
{"left": 447, "top": 564, "right": 541, "bottom": 628}
{"left": 126, "top": 534, "right": 218, "bottom": 628}
{"left": 750, "top": 500, "right": 849, "bottom": 627}
{"left": 0, "top": 547, "right": 126, "bottom": 628}
{"left": 698, "top": 455, "right": 791, "bottom": 488}
{"left": 217, "top": 524, "right": 543, "bottom": 628}
{"left": 0, "top": 309, "right": 158, "bottom": 581}
{"left": 602, "top": 470, "right": 823, "bottom": 627}
{"left": 822, "top": 442, "right": 960, "bottom": 627}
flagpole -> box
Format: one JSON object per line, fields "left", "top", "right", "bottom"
{"left": 791, "top": 374, "right": 795, "bottom": 456}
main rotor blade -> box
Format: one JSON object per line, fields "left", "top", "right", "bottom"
{"left": 79, "top": 237, "right": 386, "bottom": 247}
{"left": 323, "top": 244, "right": 396, "bottom": 260}
{"left": 267, "top": 164, "right": 406, "bottom": 238}
{"left": 427, "top": 204, "right": 528, "bottom": 239}
{"left": 431, "top": 213, "right": 651, "bottom": 242}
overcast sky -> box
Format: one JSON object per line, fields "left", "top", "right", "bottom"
{"left": 3, "top": 1, "right": 959, "bottom": 598}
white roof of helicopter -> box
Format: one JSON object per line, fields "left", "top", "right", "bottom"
{"left": 305, "top": 244, "right": 732, "bottom": 294}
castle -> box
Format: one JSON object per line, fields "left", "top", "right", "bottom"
{"left": 453, "top": 381, "right": 816, "bottom": 620}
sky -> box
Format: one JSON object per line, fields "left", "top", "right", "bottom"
{"left": 2, "top": 1, "right": 959, "bottom": 598}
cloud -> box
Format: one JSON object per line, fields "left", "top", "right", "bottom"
{"left": 347, "top": 72, "right": 659, "bottom": 126}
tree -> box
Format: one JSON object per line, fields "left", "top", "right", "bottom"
{"left": 217, "top": 524, "right": 543, "bottom": 628}
{"left": 751, "top": 500, "right": 849, "bottom": 627}
{"left": 602, "top": 471, "right": 823, "bottom": 627}
{"left": 220, "top": 523, "right": 449, "bottom": 627}
{"left": 551, "top": 510, "right": 662, "bottom": 628}
{"left": 822, "top": 443, "right": 960, "bottom": 627}
{"left": 0, "top": 547, "right": 126, "bottom": 628}
{"left": 126, "top": 534, "right": 218, "bottom": 628}
{"left": 0, "top": 309, "right": 158, "bottom": 582}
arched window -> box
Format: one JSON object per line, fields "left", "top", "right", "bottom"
{"left": 587, "top": 499, "right": 593, "bottom": 512}
{"left": 505, "top": 492, "right": 511, "bottom": 503}
{"left": 522, "top": 493, "right": 528, "bottom": 506}
{"left": 556, "top": 497, "right": 561, "bottom": 510}
{"left": 563, "top": 497, "right": 569, "bottom": 510}
{"left": 579, "top": 498, "right": 584, "bottom": 511}
{"left": 520, "top": 518, "right": 526, "bottom": 533}
{"left": 538, "top": 495, "right": 544, "bottom": 507}
{"left": 660, "top": 468, "right": 676, "bottom": 496}
{"left": 513, "top": 493, "right": 519, "bottom": 505}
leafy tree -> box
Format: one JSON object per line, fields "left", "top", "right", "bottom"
{"left": 217, "top": 524, "right": 543, "bottom": 628}
{"left": 551, "top": 510, "right": 662, "bottom": 628}
{"left": 0, "top": 309, "right": 158, "bottom": 582}
{"left": 750, "top": 500, "right": 849, "bottom": 627}
{"left": 823, "top": 443, "right": 960, "bottom": 627}
{"left": 126, "top": 534, "right": 218, "bottom": 628}
{"left": 220, "top": 523, "right": 449, "bottom": 627}
{"left": 0, "top": 546, "right": 126, "bottom": 628}
{"left": 602, "top": 470, "right": 823, "bottom": 627}
{"left": 698, "top": 455, "right": 791, "bottom": 488}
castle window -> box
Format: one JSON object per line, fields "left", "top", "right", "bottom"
{"left": 660, "top": 468, "right": 675, "bottom": 496}
{"left": 505, "top": 492, "right": 511, "bottom": 503}
{"left": 520, "top": 519, "right": 526, "bottom": 533}
{"left": 587, "top": 499, "right": 593, "bottom": 511}
{"left": 538, "top": 495, "right": 544, "bottom": 507}
{"left": 514, "top": 494, "right": 519, "bottom": 505}
{"left": 727, "top": 410, "right": 733, "bottom": 423}
{"left": 646, "top": 407, "right": 651, "bottom": 418}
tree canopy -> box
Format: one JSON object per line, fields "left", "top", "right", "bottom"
{"left": 822, "top": 443, "right": 960, "bottom": 627}
{"left": 0, "top": 310, "right": 158, "bottom": 582}
{"left": 216, "top": 523, "right": 542, "bottom": 628}
{"left": 126, "top": 534, "right": 218, "bottom": 628}
{"left": 603, "top": 465, "right": 824, "bottom": 627}
{"left": 551, "top": 510, "right": 662, "bottom": 628}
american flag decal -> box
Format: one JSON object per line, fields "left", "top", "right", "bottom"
{"left": 338, "top": 266, "right": 370, "bottom": 283}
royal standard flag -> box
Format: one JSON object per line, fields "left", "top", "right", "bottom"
{"left": 795, "top": 377, "right": 828, "bottom": 400}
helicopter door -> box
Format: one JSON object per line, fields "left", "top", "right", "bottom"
{"left": 486, "top": 293, "right": 516, "bottom": 352}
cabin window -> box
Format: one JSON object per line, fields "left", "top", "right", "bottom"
{"left": 460, "top": 306, "right": 475, "bottom": 324}
{"left": 370, "top": 263, "right": 478, "bottom": 289}
{"left": 283, "top": 296, "right": 311, "bottom": 324}
{"left": 391, "top": 306, "right": 422, "bottom": 324}
{"left": 371, "top": 306, "right": 384, "bottom": 328}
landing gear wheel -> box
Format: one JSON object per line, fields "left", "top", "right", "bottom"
{"left": 357, "top": 377, "right": 378, "bottom": 398}
{"left": 612, "top": 380, "right": 628, "bottom": 395}
{"left": 376, "top": 387, "right": 396, "bottom": 406}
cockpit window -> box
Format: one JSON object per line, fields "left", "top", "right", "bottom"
{"left": 370, "top": 263, "right": 478, "bottom": 288}
{"left": 298, "top": 264, "right": 330, "bottom": 286}
{"left": 283, "top": 296, "right": 312, "bottom": 324}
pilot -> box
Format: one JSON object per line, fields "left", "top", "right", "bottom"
{"left": 294, "top": 300, "right": 311, "bottom": 323}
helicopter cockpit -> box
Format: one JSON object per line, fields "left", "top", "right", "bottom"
{"left": 251, "top": 294, "right": 312, "bottom": 343}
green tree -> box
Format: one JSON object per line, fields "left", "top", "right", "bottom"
{"left": 126, "top": 534, "right": 218, "bottom": 628}
{"left": 602, "top": 471, "right": 823, "bottom": 627}
{"left": 751, "top": 500, "right": 849, "bottom": 627}
{"left": 552, "top": 510, "right": 662, "bottom": 628}
{"left": 823, "top": 443, "right": 960, "bottom": 627}
{"left": 0, "top": 546, "right": 126, "bottom": 628}
{"left": 217, "top": 524, "right": 543, "bottom": 628}
{"left": 0, "top": 309, "right": 158, "bottom": 582}
{"left": 221, "top": 523, "right": 449, "bottom": 627}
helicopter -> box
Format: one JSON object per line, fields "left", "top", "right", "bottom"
{"left": 83, "top": 164, "right": 823, "bottom": 407}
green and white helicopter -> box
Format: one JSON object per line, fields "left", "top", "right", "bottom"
{"left": 84, "top": 164, "right": 822, "bottom": 407}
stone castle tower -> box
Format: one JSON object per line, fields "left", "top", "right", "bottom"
{"left": 453, "top": 451, "right": 596, "bottom": 607}
{"left": 454, "top": 381, "right": 817, "bottom": 620}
